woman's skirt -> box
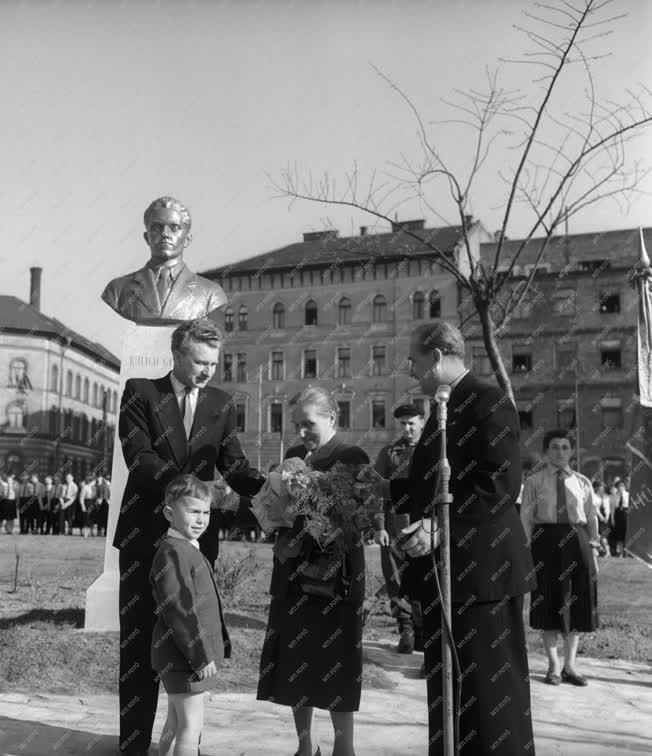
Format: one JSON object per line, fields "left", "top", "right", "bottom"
{"left": 529, "top": 523, "right": 599, "bottom": 633}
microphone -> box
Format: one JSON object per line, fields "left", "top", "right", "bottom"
{"left": 435, "top": 384, "right": 451, "bottom": 431}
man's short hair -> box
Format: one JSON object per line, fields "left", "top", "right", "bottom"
{"left": 393, "top": 403, "right": 424, "bottom": 419}
{"left": 171, "top": 319, "right": 223, "bottom": 354}
{"left": 412, "top": 320, "right": 465, "bottom": 359}
{"left": 144, "top": 196, "right": 192, "bottom": 230}
{"left": 543, "top": 429, "right": 575, "bottom": 451}
{"left": 164, "top": 474, "right": 212, "bottom": 507}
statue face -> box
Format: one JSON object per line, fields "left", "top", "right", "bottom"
{"left": 144, "top": 207, "right": 191, "bottom": 264}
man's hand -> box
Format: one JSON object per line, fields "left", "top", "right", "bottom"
{"left": 355, "top": 465, "right": 391, "bottom": 500}
{"left": 399, "top": 519, "right": 439, "bottom": 558}
{"left": 374, "top": 529, "right": 390, "bottom": 546}
{"left": 198, "top": 660, "right": 217, "bottom": 680}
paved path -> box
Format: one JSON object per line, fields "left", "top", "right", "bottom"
{"left": 1, "top": 642, "right": 651, "bottom": 755}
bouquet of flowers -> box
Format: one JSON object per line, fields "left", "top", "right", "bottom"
{"left": 251, "top": 456, "right": 371, "bottom": 563}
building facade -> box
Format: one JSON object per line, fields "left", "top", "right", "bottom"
{"left": 465, "top": 227, "right": 650, "bottom": 483}
{"left": 202, "top": 219, "right": 492, "bottom": 469}
{"left": 0, "top": 268, "right": 120, "bottom": 481}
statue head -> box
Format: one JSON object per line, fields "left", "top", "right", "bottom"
{"left": 143, "top": 196, "right": 193, "bottom": 266}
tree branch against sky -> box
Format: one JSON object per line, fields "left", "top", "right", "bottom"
{"left": 271, "top": 0, "right": 652, "bottom": 403}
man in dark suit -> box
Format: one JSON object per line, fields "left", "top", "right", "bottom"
{"left": 363, "top": 320, "right": 535, "bottom": 755}
{"left": 116, "top": 318, "right": 264, "bottom": 755}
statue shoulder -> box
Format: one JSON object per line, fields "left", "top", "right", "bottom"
{"left": 102, "top": 267, "right": 148, "bottom": 298}
{"left": 193, "top": 272, "right": 228, "bottom": 310}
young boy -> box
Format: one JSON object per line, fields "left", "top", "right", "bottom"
{"left": 150, "top": 474, "right": 231, "bottom": 756}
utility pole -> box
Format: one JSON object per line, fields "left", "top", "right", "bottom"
{"left": 257, "top": 364, "right": 263, "bottom": 471}
{"left": 54, "top": 335, "right": 72, "bottom": 475}
{"left": 102, "top": 388, "right": 109, "bottom": 476}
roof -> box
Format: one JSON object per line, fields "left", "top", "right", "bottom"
{"left": 479, "top": 226, "right": 652, "bottom": 269}
{"left": 0, "top": 295, "right": 120, "bottom": 370}
{"left": 201, "top": 224, "right": 470, "bottom": 277}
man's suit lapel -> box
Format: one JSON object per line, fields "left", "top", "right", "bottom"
{"left": 161, "top": 264, "right": 199, "bottom": 319}
{"left": 122, "top": 267, "right": 159, "bottom": 315}
{"left": 153, "top": 376, "right": 188, "bottom": 469}
{"left": 188, "top": 388, "right": 215, "bottom": 454}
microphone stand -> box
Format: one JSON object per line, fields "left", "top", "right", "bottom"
{"left": 435, "top": 385, "right": 455, "bottom": 756}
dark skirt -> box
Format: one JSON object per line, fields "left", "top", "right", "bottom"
{"left": 257, "top": 544, "right": 365, "bottom": 712}
{"left": 1, "top": 499, "right": 17, "bottom": 520}
{"left": 422, "top": 594, "right": 534, "bottom": 756}
{"left": 529, "top": 524, "right": 598, "bottom": 633}
{"left": 612, "top": 508, "right": 627, "bottom": 541}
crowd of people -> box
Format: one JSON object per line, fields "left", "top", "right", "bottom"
{"left": 0, "top": 471, "right": 111, "bottom": 537}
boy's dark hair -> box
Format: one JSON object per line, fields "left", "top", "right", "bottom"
{"left": 164, "top": 474, "right": 212, "bottom": 507}
{"left": 542, "top": 429, "right": 574, "bottom": 452}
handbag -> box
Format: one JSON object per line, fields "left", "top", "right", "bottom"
{"left": 299, "top": 541, "right": 351, "bottom": 600}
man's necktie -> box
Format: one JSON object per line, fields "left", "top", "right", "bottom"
{"left": 556, "top": 469, "right": 570, "bottom": 523}
{"left": 157, "top": 267, "right": 172, "bottom": 305}
{"left": 181, "top": 387, "right": 194, "bottom": 439}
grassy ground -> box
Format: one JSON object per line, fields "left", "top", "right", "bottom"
{"left": 0, "top": 535, "right": 650, "bottom": 696}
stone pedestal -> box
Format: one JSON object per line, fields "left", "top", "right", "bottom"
{"left": 84, "top": 323, "right": 176, "bottom": 632}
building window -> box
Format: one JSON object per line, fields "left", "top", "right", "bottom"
{"left": 83, "top": 377, "right": 89, "bottom": 403}
{"left": 512, "top": 353, "right": 532, "bottom": 374}
{"left": 373, "top": 295, "right": 387, "bottom": 323}
{"left": 223, "top": 354, "right": 233, "bottom": 382}
{"left": 7, "top": 402, "right": 25, "bottom": 429}
{"left": 304, "top": 350, "right": 317, "bottom": 379}
{"left": 49, "top": 405, "right": 58, "bottom": 436}
{"left": 273, "top": 303, "right": 285, "bottom": 329}
{"left": 8, "top": 358, "right": 28, "bottom": 387}
{"left": 238, "top": 305, "right": 248, "bottom": 331}
{"left": 557, "top": 399, "right": 576, "bottom": 429}
{"left": 51, "top": 364, "right": 59, "bottom": 392}
{"left": 72, "top": 414, "right": 81, "bottom": 442}
{"left": 600, "top": 348, "right": 622, "bottom": 370}
{"left": 270, "top": 402, "right": 283, "bottom": 434}
{"left": 75, "top": 374, "right": 81, "bottom": 400}
{"left": 472, "top": 347, "right": 491, "bottom": 375}
{"left": 338, "top": 297, "right": 352, "bottom": 325}
{"left": 81, "top": 414, "right": 89, "bottom": 442}
{"left": 92, "top": 382, "right": 98, "bottom": 406}
{"left": 271, "top": 351, "right": 284, "bottom": 381}
{"left": 305, "top": 300, "right": 318, "bottom": 326}
{"left": 338, "top": 401, "right": 351, "bottom": 429}
{"left": 372, "top": 345, "right": 386, "bottom": 376}
{"left": 429, "top": 291, "right": 441, "bottom": 318}
{"left": 518, "top": 410, "right": 534, "bottom": 430}
{"left": 236, "top": 402, "right": 246, "bottom": 432}
{"left": 599, "top": 293, "right": 620, "bottom": 314}
{"left": 413, "top": 292, "right": 425, "bottom": 319}
{"left": 224, "top": 306, "right": 234, "bottom": 332}
{"left": 112, "top": 390, "right": 118, "bottom": 413}
{"left": 556, "top": 346, "right": 576, "bottom": 371}
{"left": 578, "top": 259, "right": 609, "bottom": 272}
{"left": 602, "top": 404, "right": 623, "bottom": 429}
{"left": 371, "top": 399, "right": 386, "bottom": 429}
{"left": 66, "top": 370, "right": 73, "bottom": 397}
{"left": 236, "top": 353, "right": 247, "bottom": 382}
{"left": 337, "top": 348, "right": 351, "bottom": 378}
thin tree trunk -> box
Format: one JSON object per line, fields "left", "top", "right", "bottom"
{"left": 476, "top": 301, "right": 515, "bottom": 406}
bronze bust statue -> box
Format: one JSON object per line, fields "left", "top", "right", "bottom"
{"left": 102, "top": 196, "right": 227, "bottom": 324}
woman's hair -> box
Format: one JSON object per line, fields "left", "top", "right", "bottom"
{"left": 164, "top": 474, "right": 212, "bottom": 507}
{"left": 171, "top": 318, "right": 223, "bottom": 354}
{"left": 289, "top": 386, "right": 339, "bottom": 418}
{"left": 542, "top": 429, "right": 574, "bottom": 452}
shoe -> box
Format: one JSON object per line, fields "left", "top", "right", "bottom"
{"left": 419, "top": 662, "right": 427, "bottom": 679}
{"left": 544, "top": 672, "right": 562, "bottom": 685}
{"left": 293, "top": 748, "right": 321, "bottom": 756}
{"left": 397, "top": 625, "right": 415, "bottom": 654}
{"left": 561, "top": 668, "right": 588, "bottom": 686}
{"left": 414, "top": 631, "right": 424, "bottom": 653}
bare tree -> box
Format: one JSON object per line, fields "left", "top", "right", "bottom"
{"left": 271, "top": 0, "right": 652, "bottom": 403}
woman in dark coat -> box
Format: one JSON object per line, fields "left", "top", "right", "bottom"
{"left": 257, "top": 387, "right": 369, "bottom": 756}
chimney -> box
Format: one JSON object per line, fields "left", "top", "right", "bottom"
{"left": 30, "top": 266, "right": 42, "bottom": 311}
{"left": 360, "top": 226, "right": 367, "bottom": 236}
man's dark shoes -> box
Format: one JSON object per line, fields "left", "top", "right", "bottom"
{"left": 413, "top": 630, "right": 424, "bottom": 653}
{"left": 544, "top": 671, "right": 561, "bottom": 685}
{"left": 561, "top": 668, "right": 588, "bottom": 686}
{"left": 293, "top": 748, "right": 320, "bottom": 756}
{"left": 397, "top": 625, "right": 415, "bottom": 654}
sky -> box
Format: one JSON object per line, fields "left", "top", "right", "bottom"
{"left": 2, "top": 0, "right": 652, "bottom": 357}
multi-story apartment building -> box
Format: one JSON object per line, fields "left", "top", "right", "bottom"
{"left": 202, "top": 219, "right": 492, "bottom": 469}
{"left": 0, "top": 267, "right": 120, "bottom": 481}
{"left": 465, "top": 227, "right": 650, "bottom": 482}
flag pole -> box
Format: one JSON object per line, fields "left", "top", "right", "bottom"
{"left": 257, "top": 364, "right": 263, "bottom": 471}
{"left": 575, "top": 372, "right": 581, "bottom": 473}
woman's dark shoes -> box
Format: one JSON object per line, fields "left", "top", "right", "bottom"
{"left": 561, "top": 668, "right": 588, "bottom": 686}
{"left": 293, "top": 748, "right": 320, "bottom": 756}
{"left": 544, "top": 671, "right": 562, "bottom": 685}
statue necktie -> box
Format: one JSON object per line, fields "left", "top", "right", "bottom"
{"left": 157, "top": 267, "right": 172, "bottom": 305}
{"left": 556, "top": 469, "right": 570, "bottom": 523}
{"left": 181, "top": 387, "right": 193, "bottom": 438}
